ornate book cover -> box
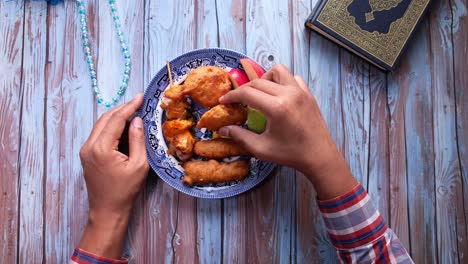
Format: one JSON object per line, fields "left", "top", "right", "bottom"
{"left": 306, "top": 0, "right": 431, "bottom": 71}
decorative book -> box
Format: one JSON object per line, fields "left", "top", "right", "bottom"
{"left": 306, "top": 0, "right": 431, "bottom": 71}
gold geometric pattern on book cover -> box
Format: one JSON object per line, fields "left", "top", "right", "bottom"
{"left": 370, "top": 0, "right": 403, "bottom": 11}
{"left": 316, "top": 0, "right": 430, "bottom": 67}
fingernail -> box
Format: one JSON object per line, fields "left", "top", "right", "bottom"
{"left": 132, "top": 117, "right": 143, "bottom": 128}
{"left": 219, "top": 127, "right": 229, "bottom": 137}
{"left": 219, "top": 96, "right": 225, "bottom": 103}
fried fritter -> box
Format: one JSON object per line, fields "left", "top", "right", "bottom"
{"left": 171, "top": 130, "right": 195, "bottom": 155}
{"left": 182, "top": 160, "right": 250, "bottom": 186}
{"left": 164, "top": 85, "right": 186, "bottom": 100}
{"left": 194, "top": 138, "right": 250, "bottom": 159}
{"left": 162, "top": 99, "right": 190, "bottom": 120}
{"left": 184, "top": 66, "right": 232, "bottom": 107}
{"left": 197, "top": 104, "right": 247, "bottom": 131}
{"left": 162, "top": 119, "right": 193, "bottom": 138}
{"left": 163, "top": 120, "right": 195, "bottom": 160}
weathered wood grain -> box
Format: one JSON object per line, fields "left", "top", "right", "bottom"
{"left": 340, "top": 54, "right": 370, "bottom": 190}
{"left": 0, "top": 1, "right": 24, "bottom": 263}
{"left": 306, "top": 13, "right": 344, "bottom": 264}
{"left": 18, "top": 1, "right": 46, "bottom": 262}
{"left": 144, "top": 1, "right": 198, "bottom": 263}
{"left": 196, "top": 199, "right": 221, "bottom": 264}
{"left": 44, "top": 1, "right": 96, "bottom": 262}
{"left": 95, "top": 0, "right": 144, "bottom": 117}
{"left": 430, "top": 0, "right": 468, "bottom": 262}
{"left": 244, "top": 0, "right": 296, "bottom": 263}
{"left": 43, "top": 3, "right": 68, "bottom": 262}
{"left": 387, "top": 62, "right": 411, "bottom": 250}
{"left": 3, "top": 1, "right": 468, "bottom": 263}
{"left": 398, "top": 21, "right": 437, "bottom": 263}
{"left": 452, "top": 0, "right": 468, "bottom": 258}
{"left": 216, "top": 0, "right": 246, "bottom": 53}
{"left": 367, "top": 67, "right": 391, "bottom": 223}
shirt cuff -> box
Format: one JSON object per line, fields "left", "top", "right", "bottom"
{"left": 317, "top": 183, "right": 388, "bottom": 249}
{"left": 71, "top": 248, "right": 128, "bottom": 264}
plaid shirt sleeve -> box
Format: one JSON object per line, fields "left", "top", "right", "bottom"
{"left": 318, "top": 183, "right": 414, "bottom": 264}
{"left": 70, "top": 248, "right": 128, "bottom": 264}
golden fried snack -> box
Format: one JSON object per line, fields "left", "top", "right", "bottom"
{"left": 162, "top": 99, "right": 190, "bottom": 120}
{"left": 184, "top": 66, "right": 232, "bottom": 107}
{"left": 163, "top": 120, "right": 195, "bottom": 160}
{"left": 182, "top": 160, "right": 250, "bottom": 186}
{"left": 171, "top": 130, "right": 195, "bottom": 155}
{"left": 194, "top": 138, "right": 250, "bottom": 159}
{"left": 197, "top": 104, "right": 247, "bottom": 131}
{"left": 164, "top": 85, "right": 186, "bottom": 100}
{"left": 162, "top": 119, "right": 193, "bottom": 138}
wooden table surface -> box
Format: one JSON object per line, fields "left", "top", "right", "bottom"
{"left": 1, "top": 0, "right": 467, "bottom": 263}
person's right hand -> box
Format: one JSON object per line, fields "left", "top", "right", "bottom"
{"left": 77, "top": 94, "right": 148, "bottom": 259}
{"left": 219, "top": 65, "right": 357, "bottom": 199}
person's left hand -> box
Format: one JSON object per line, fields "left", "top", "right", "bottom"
{"left": 78, "top": 93, "right": 149, "bottom": 259}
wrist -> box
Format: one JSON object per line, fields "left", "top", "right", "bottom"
{"left": 77, "top": 209, "right": 130, "bottom": 259}
{"left": 88, "top": 208, "right": 131, "bottom": 230}
{"left": 299, "top": 145, "right": 358, "bottom": 200}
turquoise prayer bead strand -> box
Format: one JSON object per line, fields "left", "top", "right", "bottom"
{"left": 75, "top": 0, "right": 131, "bottom": 108}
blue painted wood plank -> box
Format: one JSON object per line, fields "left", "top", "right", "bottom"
{"left": 18, "top": 1, "right": 47, "bottom": 261}
{"left": 340, "top": 54, "right": 370, "bottom": 189}
{"left": 367, "top": 68, "right": 391, "bottom": 229}
{"left": 452, "top": 1, "right": 468, "bottom": 259}
{"left": 196, "top": 199, "right": 221, "bottom": 264}
{"left": 0, "top": 1, "right": 24, "bottom": 263}
{"left": 429, "top": 0, "right": 467, "bottom": 262}
{"left": 387, "top": 65, "right": 411, "bottom": 250}
{"left": 44, "top": 1, "right": 96, "bottom": 262}
{"left": 397, "top": 20, "right": 436, "bottom": 263}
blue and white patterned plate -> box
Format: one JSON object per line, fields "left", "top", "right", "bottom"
{"left": 139, "top": 48, "right": 276, "bottom": 199}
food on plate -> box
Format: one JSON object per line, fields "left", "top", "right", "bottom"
{"left": 228, "top": 68, "right": 249, "bottom": 89}
{"left": 240, "top": 58, "right": 265, "bottom": 80}
{"left": 162, "top": 119, "right": 195, "bottom": 160}
{"left": 161, "top": 99, "right": 190, "bottom": 120}
{"left": 247, "top": 107, "right": 267, "bottom": 134}
{"left": 164, "top": 84, "right": 186, "bottom": 100}
{"left": 161, "top": 62, "right": 260, "bottom": 187}
{"left": 184, "top": 66, "right": 232, "bottom": 107}
{"left": 238, "top": 59, "right": 268, "bottom": 134}
{"left": 162, "top": 119, "right": 193, "bottom": 137}
{"left": 194, "top": 138, "right": 250, "bottom": 159}
{"left": 182, "top": 160, "right": 250, "bottom": 186}
{"left": 197, "top": 104, "right": 247, "bottom": 131}
{"left": 169, "top": 130, "right": 195, "bottom": 157}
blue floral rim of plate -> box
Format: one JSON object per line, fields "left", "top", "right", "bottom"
{"left": 138, "top": 48, "right": 276, "bottom": 199}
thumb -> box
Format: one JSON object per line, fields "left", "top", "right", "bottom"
{"left": 128, "top": 117, "right": 148, "bottom": 169}
{"left": 219, "top": 126, "right": 265, "bottom": 156}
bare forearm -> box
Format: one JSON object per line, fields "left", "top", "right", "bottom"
{"left": 300, "top": 144, "right": 358, "bottom": 200}
{"left": 77, "top": 210, "right": 130, "bottom": 259}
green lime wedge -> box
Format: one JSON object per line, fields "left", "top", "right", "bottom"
{"left": 247, "top": 107, "right": 267, "bottom": 133}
